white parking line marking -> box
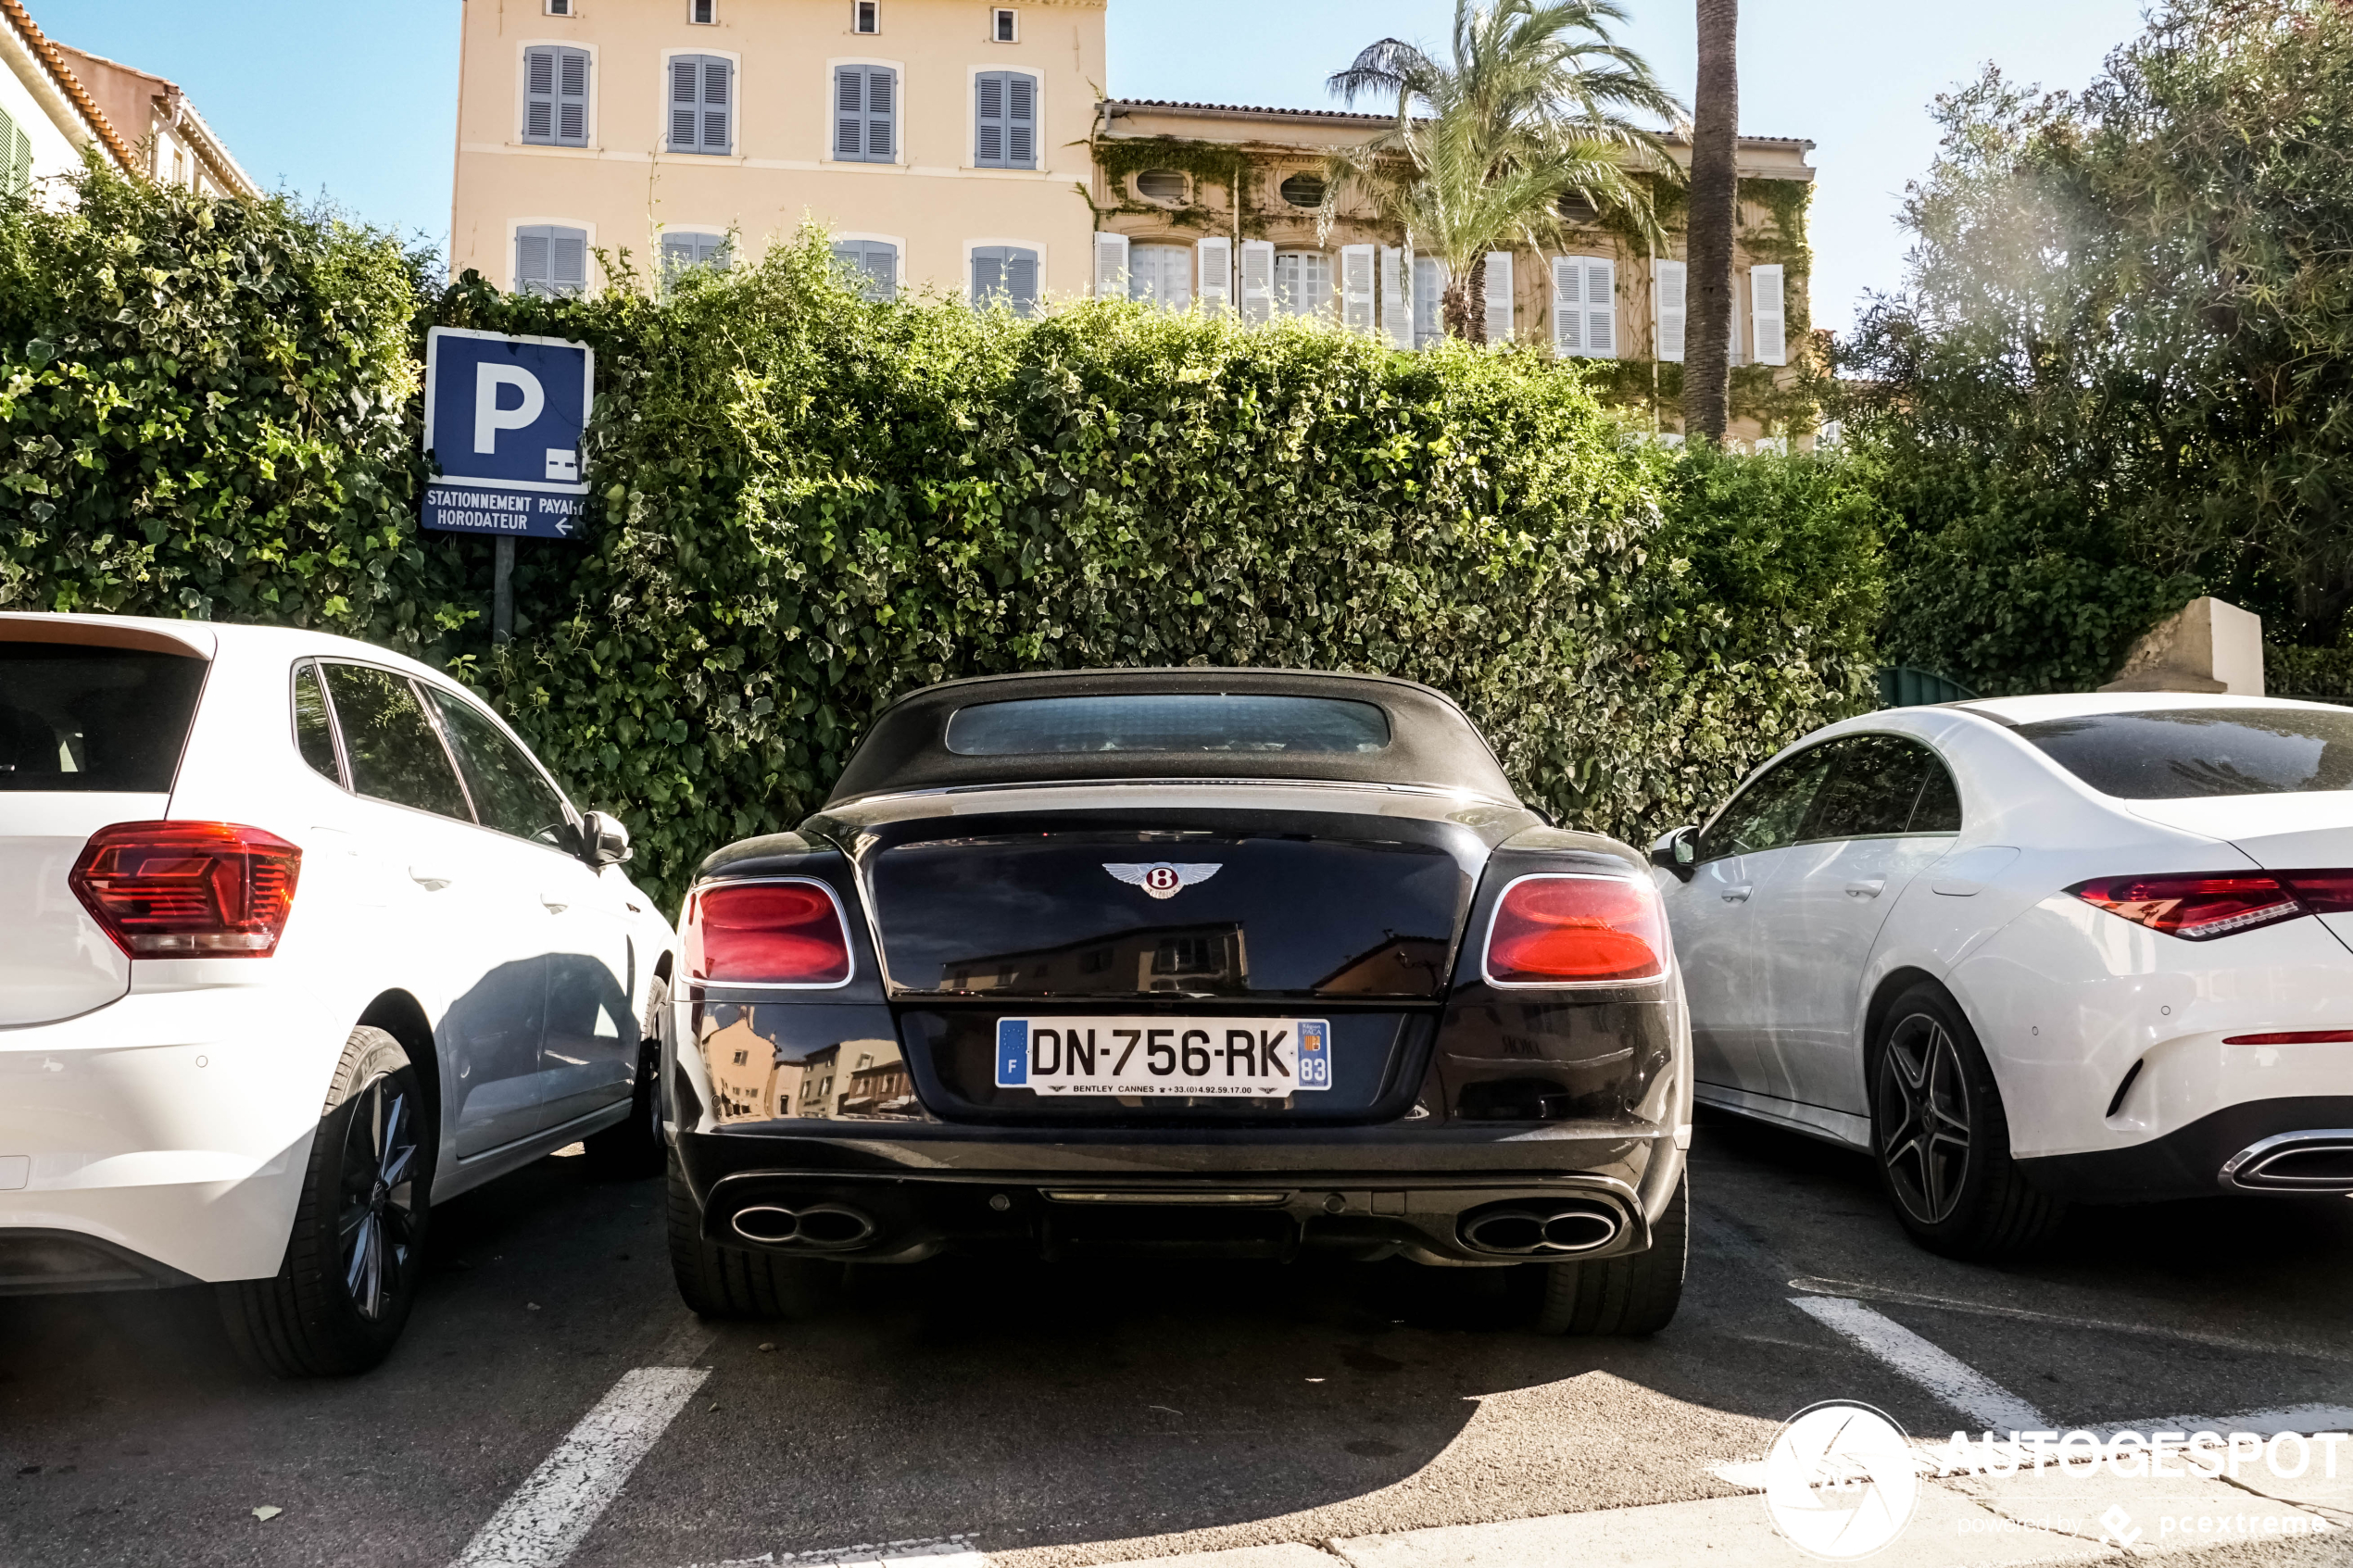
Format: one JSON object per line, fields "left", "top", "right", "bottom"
{"left": 2108, "top": 1405, "right": 2353, "bottom": 1440}
{"left": 1791, "top": 1275, "right": 2353, "bottom": 1363}
{"left": 450, "top": 1365, "right": 710, "bottom": 1568}
{"left": 1791, "top": 1296, "right": 2052, "bottom": 1434}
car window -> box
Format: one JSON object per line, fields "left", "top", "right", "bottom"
{"left": 1697, "top": 746, "right": 1834, "bottom": 861}
{"left": 292, "top": 661, "right": 343, "bottom": 785}
{"left": 0, "top": 643, "right": 208, "bottom": 793}
{"left": 1804, "top": 734, "right": 1960, "bottom": 840}
{"left": 2017, "top": 708, "right": 2353, "bottom": 799}
{"left": 944, "top": 694, "right": 1390, "bottom": 755}
{"left": 321, "top": 663, "right": 474, "bottom": 822}
{"left": 426, "top": 688, "right": 573, "bottom": 847}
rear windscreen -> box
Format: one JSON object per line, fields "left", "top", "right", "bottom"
{"left": 2017, "top": 708, "right": 2353, "bottom": 799}
{"left": 0, "top": 644, "right": 208, "bottom": 793}
{"left": 943, "top": 694, "right": 1391, "bottom": 756}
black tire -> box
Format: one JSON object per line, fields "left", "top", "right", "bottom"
{"left": 218, "top": 1026, "right": 432, "bottom": 1377}
{"left": 1530, "top": 1173, "right": 1687, "bottom": 1336}
{"left": 1871, "top": 982, "right": 2066, "bottom": 1260}
{"left": 664, "top": 1149, "right": 838, "bottom": 1320}
{"left": 585, "top": 972, "right": 670, "bottom": 1179}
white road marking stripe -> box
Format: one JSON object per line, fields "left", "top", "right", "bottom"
{"left": 1790, "top": 1275, "right": 2353, "bottom": 1363}
{"left": 1791, "top": 1296, "right": 2052, "bottom": 1434}
{"left": 2106, "top": 1405, "right": 2353, "bottom": 1440}
{"left": 451, "top": 1366, "right": 711, "bottom": 1568}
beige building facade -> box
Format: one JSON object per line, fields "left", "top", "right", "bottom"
{"left": 449, "top": 0, "right": 1815, "bottom": 440}
{"left": 449, "top": 0, "right": 1105, "bottom": 299}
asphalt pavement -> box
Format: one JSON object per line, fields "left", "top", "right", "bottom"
{"left": 6, "top": 1110, "right": 2352, "bottom": 1568}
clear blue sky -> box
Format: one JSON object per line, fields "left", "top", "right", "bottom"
{"left": 31, "top": 0, "right": 2149, "bottom": 334}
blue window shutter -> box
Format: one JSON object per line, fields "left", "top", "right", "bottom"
{"left": 866, "top": 69, "right": 895, "bottom": 160}
{"left": 549, "top": 228, "right": 588, "bottom": 295}
{"left": 975, "top": 71, "right": 1005, "bottom": 168}
{"left": 557, "top": 48, "right": 590, "bottom": 145}
{"left": 523, "top": 47, "right": 557, "bottom": 144}
{"left": 516, "top": 226, "right": 551, "bottom": 293}
{"left": 700, "top": 56, "right": 731, "bottom": 154}
{"left": 835, "top": 67, "right": 864, "bottom": 160}
{"left": 669, "top": 56, "right": 699, "bottom": 152}
{"left": 1006, "top": 73, "right": 1035, "bottom": 169}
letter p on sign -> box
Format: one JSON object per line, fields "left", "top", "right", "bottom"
{"left": 475, "top": 363, "right": 547, "bottom": 455}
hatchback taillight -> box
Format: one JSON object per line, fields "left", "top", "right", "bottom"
{"left": 69, "top": 822, "right": 302, "bottom": 958}
{"left": 1484, "top": 873, "right": 1667, "bottom": 985}
{"left": 685, "top": 879, "right": 853, "bottom": 986}
{"left": 2069, "top": 869, "right": 2353, "bottom": 941}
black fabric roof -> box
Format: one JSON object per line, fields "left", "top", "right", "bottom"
{"left": 824, "top": 669, "right": 1518, "bottom": 805}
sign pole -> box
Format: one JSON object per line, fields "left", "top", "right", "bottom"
{"left": 493, "top": 535, "right": 514, "bottom": 646}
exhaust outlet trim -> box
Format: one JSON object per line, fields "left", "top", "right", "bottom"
{"left": 727, "top": 1202, "right": 880, "bottom": 1249}
{"left": 2221, "top": 1129, "right": 2353, "bottom": 1192}
{"left": 1459, "top": 1199, "right": 1624, "bottom": 1256}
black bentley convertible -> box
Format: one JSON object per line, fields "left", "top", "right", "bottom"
{"left": 663, "top": 669, "right": 1692, "bottom": 1334}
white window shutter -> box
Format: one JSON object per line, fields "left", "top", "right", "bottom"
{"left": 1655, "top": 258, "right": 1687, "bottom": 363}
{"left": 1340, "top": 245, "right": 1377, "bottom": 336}
{"left": 1413, "top": 257, "right": 1446, "bottom": 347}
{"left": 1379, "top": 246, "right": 1411, "bottom": 347}
{"left": 1093, "top": 232, "right": 1128, "bottom": 299}
{"left": 1751, "top": 263, "right": 1787, "bottom": 366}
{"left": 1483, "top": 252, "right": 1513, "bottom": 343}
{"left": 1552, "top": 257, "right": 1581, "bottom": 356}
{"left": 1583, "top": 257, "right": 1616, "bottom": 358}
{"left": 1239, "top": 240, "right": 1275, "bottom": 325}
{"left": 1196, "top": 237, "right": 1232, "bottom": 314}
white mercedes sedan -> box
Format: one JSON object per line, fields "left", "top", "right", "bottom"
{"left": 1653, "top": 693, "right": 2353, "bottom": 1259}
{"left": 1, "top": 613, "right": 677, "bottom": 1374}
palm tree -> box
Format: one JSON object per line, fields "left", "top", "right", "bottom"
{"left": 1685, "top": 0, "right": 1739, "bottom": 443}
{"left": 1322, "top": 0, "right": 1684, "bottom": 345}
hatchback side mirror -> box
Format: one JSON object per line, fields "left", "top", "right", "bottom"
{"left": 579, "top": 809, "right": 633, "bottom": 868}
{"left": 1649, "top": 824, "right": 1699, "bottom": 882}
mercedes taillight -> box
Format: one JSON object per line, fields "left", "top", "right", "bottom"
{"left": 683, "top": 879, "right": 854, "bottom": 987}
{"left": 69, "top": 822, "right": 302, "bottom": 958}
{"left": 2070, "top": 870, "right": 2353, "bottom": 942}
{"left": 1484, "top": 873, "right": 1668, "bottom": 986}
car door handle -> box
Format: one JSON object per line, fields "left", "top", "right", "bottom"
{"left": 1721, "top": 884, "right": 1752, "bottom": 903}
{"left": 409, "top": 867, "right": 455, "bottom": 891}
{"left": 539, "top": 892, "right": 570, "bottom": 913}
{"left": 1845, "top": 879, "right": 1886, "bottom": 898}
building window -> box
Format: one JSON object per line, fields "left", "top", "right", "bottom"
{"left": 1277, "top": 172, "right": 1325, "bottom": 209}
{"left": 667, "top": 54, "right": 733, "bottom": 155}
{"left": 1413, "top": 256, "right": 1446, "bottom": 347}
{"left": 992, "top": 7, "right": 1016, "bottom": 41}
{"left": 546, "top": 0, "right": 572, "bottom": 14}
{"left": 690, "top": 0, "right": 716, "bottom": 20}
{"left": 974, "top": 70, "right": 1036, "bottom": 169}
{"left": 1552, "top": 255, "right": 1616, "bottom": 359}
{"left": 1273, "top": 250, "right": 1331, "bottom": 317}
{"left": 853, "top": 1, "right": 879, "bottom": 33}
{"left": 970, "top": 245, "right": 1039, "bottom": 317}
{"left": 661, "top": 230, "right": 730, "bottom": 283}
{"left": 170, "top": 147, "right": 186, "bottom": 186}
{"left": 1135, "top": 169, "right": 1186, "bottom": 205}
{"left": 523, "top": 45, "right": 591, "bottom": 147}
{"left": 830, "top": 239, "right": 899, "bottom": 300}
{"left": 515, "top": 224, "right": 588, "bottom": 296}
{"left": 833, "top": 65, "right": 897, "bottom": 163}
{"left": 1128, "top": 245, "right": 1191, "bottom": 310}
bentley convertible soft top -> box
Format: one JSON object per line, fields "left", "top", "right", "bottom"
{"left": 662, "top": 668, "right": 1692, "bottom": 1335}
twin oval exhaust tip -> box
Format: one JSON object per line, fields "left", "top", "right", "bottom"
{"left": 1458, "top": 1199, "right": 1623, "bottom": 1256}
{"left": 729, "top": 1202, "right": 878, "bottom": 1249}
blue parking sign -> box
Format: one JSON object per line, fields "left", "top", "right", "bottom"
{"left": 420, "top": 327, "right": 595, "bottom": 540}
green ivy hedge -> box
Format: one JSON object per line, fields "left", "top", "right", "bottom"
{"left": 2, "top": 171, "right": 1883, "bottom": 907}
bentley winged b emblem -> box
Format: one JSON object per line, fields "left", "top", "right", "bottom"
{"left": 1104, "top": 862, "right": 1222, "bottom": 900}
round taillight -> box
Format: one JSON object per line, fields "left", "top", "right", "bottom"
{"left": 1485, "top": 874, "right": 1667, "bottom": 985}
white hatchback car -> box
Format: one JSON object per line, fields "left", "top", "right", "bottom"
{"left": 0, "top": 612, "right": 678, "bottom": 1374}
{"left": 1654, "top": 692, "right": 2353, "bottom": 1258}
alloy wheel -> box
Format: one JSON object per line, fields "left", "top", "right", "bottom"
{"left": 337, "top": 1073, "right": 421, "bottom": 1322}
{"left": 1878, "top": 1013, "right": 1971, "bottom": 1225}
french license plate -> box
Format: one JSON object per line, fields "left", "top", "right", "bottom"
{"left": 995, "top": 1018, "right": 1331, "bottom": 1098}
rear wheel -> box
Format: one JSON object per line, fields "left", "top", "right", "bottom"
{"left": 1872, "top": 983, "right": 2065, "bottom": 1260}
{"left": 665, "top": 1149, "right": 839, "bottom": 1320}
{"left": 1530, "top": 1173, "right": 1686, "bottom": 1336}
{"left": 219, "top": 1026, "right": 430, "bottom": 1377}
{"left": 585, "top": 973, "right": 670, "bottom": 1179}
